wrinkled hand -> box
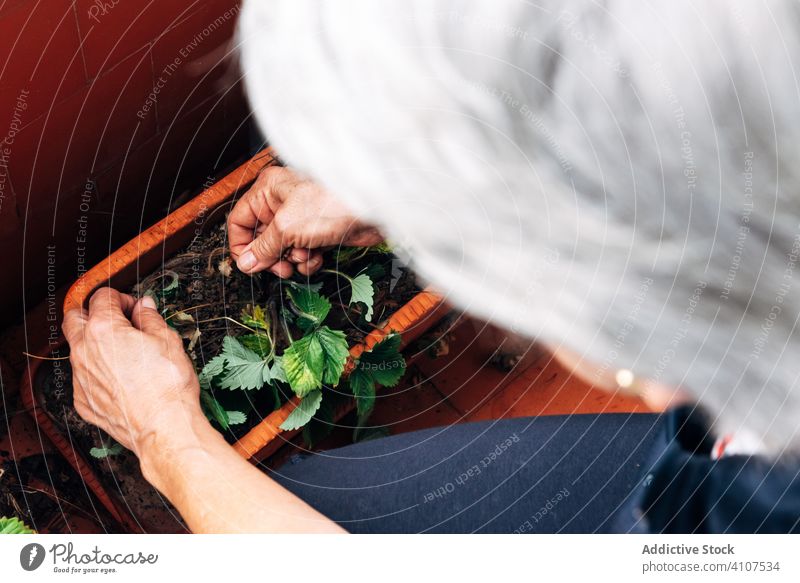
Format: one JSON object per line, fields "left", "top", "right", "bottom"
{"left": 228, "top": 166, "right": 383, "bottom": 277}
{"left": 62, "top": 288, "right": 202, "bottom": 457}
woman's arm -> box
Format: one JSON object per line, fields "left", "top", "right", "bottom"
{"left": 62, "top": 288, "right": 344, "bottom": 533}
{"left": 139, "top": 408, "right": 343, "bottom": 533}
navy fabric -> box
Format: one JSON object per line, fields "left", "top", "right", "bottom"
{"left": 271, "top": 413, "right": 666, "bottom": 533}
{"left": 636, "top": 407, "right": 800, "bottom": 533}
{"left": 271, "top": 409, "right": 800, "bottom": 533}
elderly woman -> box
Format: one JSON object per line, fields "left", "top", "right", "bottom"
{"left": 63, "top": 1, "right": 800, "bottom": 533}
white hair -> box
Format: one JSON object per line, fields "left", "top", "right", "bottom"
{"left": 240, "top": 0, "right": 800, "bottom": 454}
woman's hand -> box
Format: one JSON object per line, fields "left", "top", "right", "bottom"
{"left": 62, "top": 286, "right": 344, "bottom": 532}
{"left": 62, "top": 287, "right": 203, "bottom": 458}
{"left": 227, "top": 166, "right": 383, "bottom": 277}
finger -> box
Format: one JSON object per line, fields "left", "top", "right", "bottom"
{"left": 288, "top": 247, "right": 310, "bottom": 263}
{"left": 63, "top": 308, "right": 88, "bottom": 346}
{"left": 228, "top": 183, "right": 276, "bottom": 260}
{"left": 131, "top": 296, "right": 170, "bottom": 335}
{"left": 343, "top": 226, "right": 384, "bottom": 247}
{"left": 297, "top": 251, "right": 324, "bottom": 276}
{"left": 237, "top": 222, "right": 287, "bottom": 274}
{"left": 268, "top": 260, "right": 295, "bottom": 279}
{"left": 87, "top": 288, "right": 137, "bottom": 327}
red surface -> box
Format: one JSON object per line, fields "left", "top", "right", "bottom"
{"left": 0, "top": 0, "right": 249, "bottom": 330}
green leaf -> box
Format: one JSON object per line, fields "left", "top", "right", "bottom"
{"left": 239, "top": 333, "right": 272, "bottom": 357}
{"left": 287, "top": 287, "right": 331, "bottom": 331}
{"left": 316, "top": 326, "right": 350, "bottom": 385}
{"left": 226, "top": 410, "right": 247, "bottom": 425}
{"left": 241, "top": 305, "right": 270, "bottom": 331}
{"left": 198, "top": 354, "right": 227, "bottom": 390}
{"left": 270, "top": 355, "right": 288, "bottom": 383}
{"left": 0, "top": 516, "right": 36, "bottom": 534}
{"left": 283, "top": 333, "right": 324, "bottom": 396}
{"left": 286, "top": 280, "right": 324, "bottom": 293}
{"left": 89, "top": 442, "right": 124, "bottom": 459}
{"left": 201, "top": 390, "right": 230, "bottom": 429}
{"left": 218, "top": 336, "right": 271, "bottom": 390}
{"left": 349, "top": 367, "right": 376, "bottom": 425}
{"left": 358, "top": 333, "right": 406, "bottom": 387}
{"left": 279, "top": 390, "right": 323, "bottom": 431}
{"left": 349, "top": 273, "right": 375, "bottom": 321}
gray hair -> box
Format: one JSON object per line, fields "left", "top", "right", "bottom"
{"left": 240, "top": 0, "right": 800, "bottom": 454}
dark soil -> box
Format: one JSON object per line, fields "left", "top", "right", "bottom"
{"left": 38, "top": 216, "right": 420, "bottom": 532}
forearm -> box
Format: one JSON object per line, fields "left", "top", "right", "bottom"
{"left": 139, "top": 411, "right": 345, "bottom": 533}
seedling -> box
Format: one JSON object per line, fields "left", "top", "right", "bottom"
{"left": 187, "top": 245, "right": 409, "bottom": 441}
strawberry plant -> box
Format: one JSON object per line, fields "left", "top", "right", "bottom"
{"left": 137, "top": 239, "right": 415, "bottom": 446}
{"left": 196, "top": 275, "right": 406, "bottom": 436}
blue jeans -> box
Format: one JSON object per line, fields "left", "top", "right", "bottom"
{"left": 271, "top": 413, "right": 666, "bottom": 533}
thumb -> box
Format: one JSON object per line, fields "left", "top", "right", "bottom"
{"left": 237, "top": 222, "right": 286, "bottom": 274}
{"left": 131, "top": 296, "right": 169, "bottom": 334}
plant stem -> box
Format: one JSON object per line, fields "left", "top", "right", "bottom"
{"left": 194, "top": 316, "right": 257, "bottom": 333}
{"left": 164, "top": 303, "right": 213, "bottom": 322}
{"left": 23, "top": 352, "right": 70, "bottom": 361}
{"left": 321, "top": 268, "right": 353, "bottom": 283}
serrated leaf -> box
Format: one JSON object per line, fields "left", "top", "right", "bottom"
{"left": 226, "top": 410, "right": 247, "bottom": 425}
{"left": 198, "top": 354, "right": 227, "bottom": 390}
{"left": 218, "top": 336, "right": 271, "bottom": 390}
{"left": 239, "top": 333, "right": 272, "bottom": 357}
{"left": 201, "top": 390, "right": 230, "bottom": 429}
{"left": 349, "top": 273, "right": 375, "bottom": 321}
{"left": 358, "top": 333, "right": 406, "bottom": 387}
{"left": 287, "top": 287, "right": 331, "bottom": 331}
{"left": 0, "top": 516, "right": 36, "bottom": 534}
{"left": 283, "top": 333, "right": 324, "bottom": 396}
{"left": 279, "top": 390, "right": 323, "bottom": 431}
{"left": 270, "top": 355, "right": 287, "bottom": 383}
{"left": 89, "top": 442, "right": 124, "bottom": 459}
{"left": 286, "top": 280, "right": 324, "bottom": 293}
{"left": 241, "top": 305, "right": 270, "bottom": 331}
{"left": 316, "top": 326, "right": 350, "bottom": 385}
{"left": 349, "top": 367, "right": 376, "bottom": 425}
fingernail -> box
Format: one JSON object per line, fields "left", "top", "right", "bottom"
{"left": 142, "top": 296, "right": 157, "bottom": 310}
{"left": 308, "top": 256, "right": 321, "bottom": 267}
{"left": 238, "top": 250, "right": 257, "bottom": 271}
